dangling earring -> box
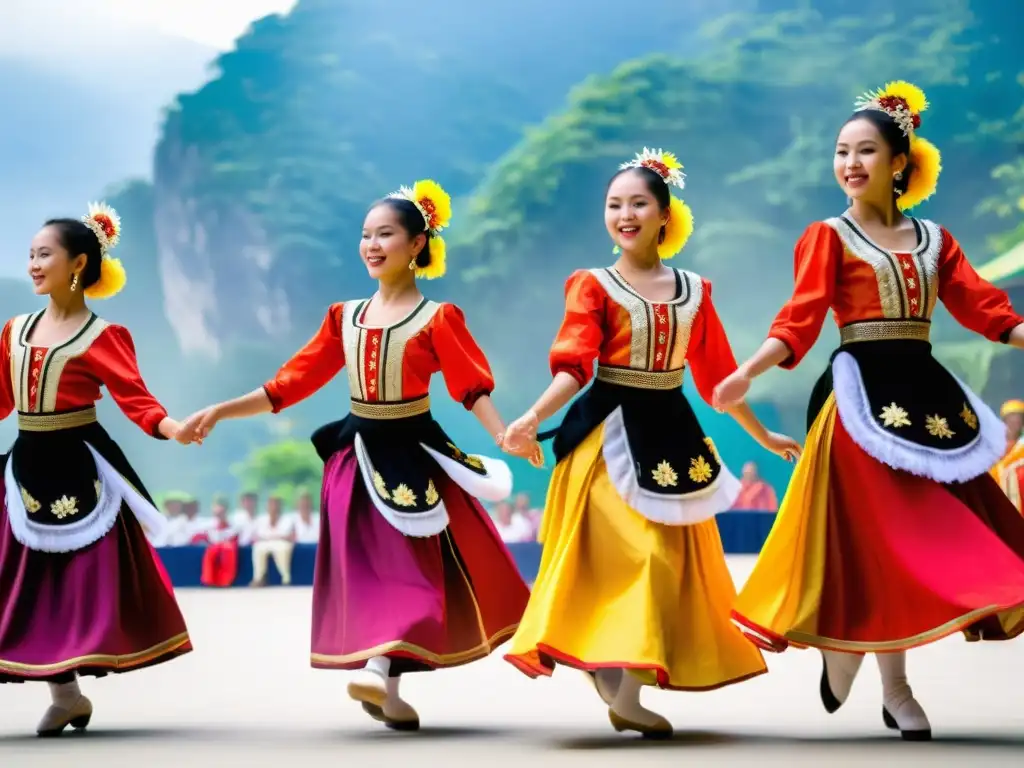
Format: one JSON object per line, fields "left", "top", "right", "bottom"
{"left": 408, "top": 260, "right": 416, "bottom": 272}
{"left": 70, "top": 273, "right": 79, "bottom": 292}
{"left": 894, "top": 170, "right": 903, "bottom": 181}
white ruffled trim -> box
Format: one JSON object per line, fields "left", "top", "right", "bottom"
{"left": 601, "top": 406, "right": 741, "bottom": 525}
{"left": 832, "top": 351, "right": 1004, "bottom": 483}
{"left": 420, "top": 445, "right": 513, "bottom": 503}
{"left": 4, "top": 443, "right": 168, "bottom": 553}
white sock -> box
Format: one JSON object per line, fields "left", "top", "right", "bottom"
{"left": 876, "top": 651, "right": 909, "bottom": 700}
{"left": 611, "top": 669, "right": 642, "bottom": 711}
{"left": 385, "top": 675, "right": 401, "bottom": 702}
{"left": 48, "top": 679, "right": 81, "bottom": 708}
{"left": 364, "top": 656, "right": 390, "bottom": 680}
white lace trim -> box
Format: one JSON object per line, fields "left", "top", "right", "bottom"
{"left": 4, "top": 443, "right": 168, "bottom": 553}
{"left": 353, "top": 435, "right": 512, "bottom": 538}
{"left": 601, "top": 407, "right": 741, "bottom": 525}
{"left": 832, "top": 351, "right": 1004, "bottom": 483}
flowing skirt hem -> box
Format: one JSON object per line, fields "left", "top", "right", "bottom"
{"left": 504, "top": 643, "right": 767, "bottom": 692}
{"left": 0, "top": 632, "right": 192, "bottom": 682}
{"left": 310, "top": 624, "right": 518, "bottom": 671}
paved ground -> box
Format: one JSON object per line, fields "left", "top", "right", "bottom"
{"left": 2, "top": 556, "right": 1023, "bottom": 766}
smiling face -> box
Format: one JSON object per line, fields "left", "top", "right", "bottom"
{"left": 359, "top": 201, "right": 427, "bottom": 282}
{"left": 605, "top": 169, "right": 669, "bottom": 255}
{"left": 28, "top": 224, "right": 86, "bottom": 297}
{"left": 834, "top": 116, "right": 907, "bottom": 205}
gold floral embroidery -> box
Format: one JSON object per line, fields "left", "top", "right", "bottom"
{"left": 925, "top": 414, "right": 955, "bottom": 439}
{"left": 447, "top": 441, "right": 464, "bottom": 460}
{"left": 51, "top": 495, "right": 78, "bottom": 520}
{"left": 392, "top": 484, "right": 417, "bottom": 507}
{"left": 20, "top": 486, "right": 41, "bottom": 513}
{"left": 688, "top": 455, "right": 713, "bottom": 484}
{"left": 703, "top": 437, "right": 721, "bottom": 465}
{"left": 652, "top": 461, "right": 678, "bottom": 488}
{"left": 94, "top": 479, "right": 102, "bottom": 498}
{"left": 465, "top": 454, "right": 484, "bottom": 470}
{"left": 960, "top": 403, "right": 978, "bottom": 430}
{"left": 425, "top": 479, "right": 439, "bottom": 506}
{"left": 879, "top": 403, "right": 911, "bottom": 428}
{"left": 372, "top": 471, "right": 390, "bottom": 500}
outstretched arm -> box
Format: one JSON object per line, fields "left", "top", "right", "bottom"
{"left": 713, "top": 223, "right": 840, "bottom": 409}
{"left": 503, "top": 271, "right": 602, "bottom": 453}
{"left": 178, "top": 303, "right": 346, "bottom": 444}
{"left": 91, "top": 324, "right": 179, "bottom": 439}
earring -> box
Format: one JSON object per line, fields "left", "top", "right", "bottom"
{"left": 408, "top": 260, "right": 416, "bottom": 271}
{"left": 70, "top": 273, "right": 79, "bottom": 292}
{"left": 894, "top": 171, "right": 903, "bottom": 181}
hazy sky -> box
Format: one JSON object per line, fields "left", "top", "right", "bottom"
{"left": 3, "top": 0, "right": 298, "bottom": 53}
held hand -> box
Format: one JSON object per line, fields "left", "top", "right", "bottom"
{"left": 178, "top": 406, "right": 220, "bottom": 445}
{"left": 160, "top": 418, "right": 183, "bottom": 442}
{"left": 502, "top": 409, "right": 539, "bottom": 454}
{"left": 712, "top": 371, "right": 751, "bottom": 411}
{"left": 760, "top": 431, "right": 802, "bottom": 462}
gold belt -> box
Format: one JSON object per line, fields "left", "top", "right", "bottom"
{"left": 349, "top": 397, "right": 430, "bottom": 420}
{"left": 839, "top": 320, "right": 931, "bottom": 345}
{"left": 17, "top": 407, "right": 98, "bottom": 432}
{"left": 595, "top": 365, "right": 684, "bottom": 390}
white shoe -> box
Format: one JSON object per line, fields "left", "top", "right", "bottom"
{"left": 347, "top": 670, "right": 387, "bottom": 710}
{"left": 37, "top": 694, "right": 93, "bottom": 737}
{"left": 883, "top": 689, "right": 931, "bottom": 741}
{"left": 820, "top": 650, "right": 863, "bottom": 713}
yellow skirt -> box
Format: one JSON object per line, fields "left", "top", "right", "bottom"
{"left": 504, "top": 424, "right": 767, "bottom": 690}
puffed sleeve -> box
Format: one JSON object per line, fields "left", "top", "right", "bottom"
{"left": 938, "top": 229, "right": 1023, "bottom": 343}
{"left": 263, "top": 303, "right": 346, "bottom": 413}
{"left": 686, "top": 279, "right": 740, "bottom": 405}
{"left": 549, "top": 270, "right": 605, "bottom": 387}
{"left": 768, "top": 222, "right": 842, "bottom": 370}
{"left": 0, "top": 319, "right": 14, "bottom": 421}
{"left": 91, "top": 324, "right": 169, "bottom": 438}
{"left": 431, "top": 303, "right": 495, "bottom": 410}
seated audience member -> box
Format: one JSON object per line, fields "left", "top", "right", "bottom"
{"left": 162, "top": 497, "right": 191, "bottom": 547}
{"left": 184, "top": 498, "right": 213, "bottom": 544}
{"left": 287, "top": 488, "right": 320, "bottom": 544}
{"left": 251, "top": 495, "right": 296, "bottom": 586}
{"left": 230, "top": 491, "right": 259, "bottom": 546}
{"left": 729, "top": 461, "right": 779, "bottom": 512}
{"left": 493, "top": 499, "right": 534, "bottom": 543}
{"left": 201, "top": 495, "right": 240, "bottom": 587}
{"left": 512, "top": 491, "right": 542, "bottom": 540}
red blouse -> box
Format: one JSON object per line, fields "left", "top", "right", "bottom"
{"left": 0, "top": 312, "right": 168, "bottom": 436}
{"left": 770, "top": 216, "right": 1023, "bottom": 369}
{"left": 549, "top": 268, "right": 739, "bottom": 404}
{"left": 263, "top": 298, "right": 495, "bottom": 412}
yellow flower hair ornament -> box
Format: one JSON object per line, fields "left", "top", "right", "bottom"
{"left": 80, "top": 201, "right": 127, "bottom": 299}
{"left": 388, "top": 179, "right": 452, "bottom": 279}
{"left": 854, "top": 80, "right": 941, "bottom": 211}
{"left": 618, "top": 147, "right": 694, "bottom": 259}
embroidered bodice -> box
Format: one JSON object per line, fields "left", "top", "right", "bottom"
{"left": 0, "top": 311, "right": 168, "bottom": 435}
{"left": 769, "top": 217, "right": 1023, "bottom": 368}
{"left": 263, "top": 299, "right": 495, "bottom": 412}
{"left": 548, "top": 267, "right": 739, "bottom": 403}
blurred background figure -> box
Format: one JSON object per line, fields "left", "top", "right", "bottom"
{"left": 251, "top": 495, "right": 295, "bottom": 585}
{"left": 730, "top": 461, "right": 778, "bottom": 512}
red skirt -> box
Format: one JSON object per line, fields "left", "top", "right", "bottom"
{"left": 733, "top": 397, "right": 1024, "bottom": 653}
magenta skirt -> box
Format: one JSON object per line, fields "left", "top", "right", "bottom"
{"left": 310, "top": 445, "right": 530, "bottom": 673}
{"left": 0, "top": 480, "right": 191, "bottom": 682}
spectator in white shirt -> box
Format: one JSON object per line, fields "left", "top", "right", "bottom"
{"left": 493, "top": 500, "right": 534, "bottom": 543}
{"left": 230, "top": 491, "right": 258, "bottom": 546}
{"left": 287, "top": 489, "right": 320, "bottom": 544}
{"left": 162, "top": 498, "right": 191, "bottom": 547}
{"left": 252, "top": 495, "right": 296, "bottom": 586}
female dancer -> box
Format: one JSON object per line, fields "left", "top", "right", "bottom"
{"left": 0, "top": 203, "right": 191, "bottom": 736}
{"left": 713, "top": 81, "right": 1024, "bottom": 741}
{"left": 177, "top": 180, "right": 531, "bottom": 731}
{"left": 501, "top": 149, "right": 801, "bottom": 738}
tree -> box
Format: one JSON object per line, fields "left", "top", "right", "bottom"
{"left": 230, "top": 439, "right": 323, "bottom": 496}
